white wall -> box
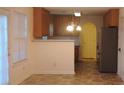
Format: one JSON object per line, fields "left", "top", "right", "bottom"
{"left": 30, "top": 41, "right": 75, "bottom": 74}
{"left": 0, "top": 8, "right": 34, "bottom": 84}
{"left": 118, "top": 8, "right": 124, "bottom": 81}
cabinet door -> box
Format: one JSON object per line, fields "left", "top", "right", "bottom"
{"left": 75, "top": 46, "right": 79, "bottom": 62}
{"left": 110, "top": 9, "right": 119, "bottom": 27}
{"left": 54, "top": 16, "right": 67, "bottom": 35}
{"left": 41, "top": 9, "right": 50, "bottom": 36}
{"left": 54, "top": 15, "right": 79, "bottom": 36}
{"left": 45, "top": 13, "right": 50, "bottom": 35}
{"left": 33, "top": 8, "right": 42, "bottom": 38}
{"left": 104, "top": 13, "right": 110, "bottom": 27}
{"left": 104, "top": 9, "right": 119, "bottom": 27}
{"left": 33, "top": 8, "right": 50, "bottom": 38}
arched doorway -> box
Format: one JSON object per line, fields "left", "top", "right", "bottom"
{"left": 80, "top": 22, "right": 97, "bottom": 60}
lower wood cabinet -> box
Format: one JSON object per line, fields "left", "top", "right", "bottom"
{"left": 75, "top": 46, "right": 79, "bottom": 62}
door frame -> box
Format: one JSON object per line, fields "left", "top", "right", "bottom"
{"left": 118, "top": 17, "right": 124, "bottom": 75}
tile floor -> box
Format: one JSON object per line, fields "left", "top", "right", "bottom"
{"left": 20, "top": 60, "right": 124, "bottom": 85}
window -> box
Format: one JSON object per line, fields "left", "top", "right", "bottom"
{"left": 12, "top": 12, "right": 28, "bottom": 63}
{"left": 0, "top": 15, "right": 9, "bottom": 84}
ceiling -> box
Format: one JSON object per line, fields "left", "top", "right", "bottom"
{"left": 44, "top": 7, "right": 119, "bottom": 15}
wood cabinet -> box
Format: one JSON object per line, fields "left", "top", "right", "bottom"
{"left": 54, "top": 15, "right": 79, "bottom": 36}
{"left": 104, "top": 9, "right": 119, "bottom": 27}
{"left": 33, "top": 8, "right": 50, "bottom": 38}
{"left": 75, "top": 46, "right": 79, "bottom": 62}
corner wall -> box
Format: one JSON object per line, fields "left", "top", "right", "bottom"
{"left": 118, "top": 8, "right": 124, "bottom": 81}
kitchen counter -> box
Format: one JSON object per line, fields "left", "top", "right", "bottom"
{"left": 31, "top": 39, "right": 75, "bottom": 74}
{"left": 32, "top": 39, "right": 80, "bottom": 46}
{"left": 32, "top": 39, "right": 75, "bottom": 42}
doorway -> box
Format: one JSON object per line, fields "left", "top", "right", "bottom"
{"left": 0, "top": 15, "right": 9, "bottom": 84}
{"left": 80, "top": 22, "right": 97, "bottom": 60}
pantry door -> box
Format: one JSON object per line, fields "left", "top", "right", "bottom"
{"left": 80, "top": 22, "right": 97, "bottom": 59}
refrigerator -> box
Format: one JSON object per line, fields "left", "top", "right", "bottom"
{"left": 97, "top": 27, "right": 118, "bottom": 73}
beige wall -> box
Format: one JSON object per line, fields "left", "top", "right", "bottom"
{"left": 80, "top": 15, "right": 103, "bottom": 32}
{"left": 52, "top": 15, "right": 103, "bottom": 37}
{"left": 79, "top": 15, "right": 103, "bottom": 47}
{"left": 10, "top": 8, "right": 33, "bottom": 84}
{"left": 118, "top": 8, "right": 124, "bottom": 81}
{"left": 53, "top": 15, "right": 80, "bottom": 36}
{"left": 1, "top": 8, "right": 103, "bottom": 84}
{"left": 52, "top": 15, "right": 103, "bottom": 59}
{"left": 30, "top": 41, "right": 75, "bottom": 74}
{"left": 0, "top": 8, "right": 75, "bottom": 84}
{"left": 0, "top": 8, "right": 34, "bottom": 84}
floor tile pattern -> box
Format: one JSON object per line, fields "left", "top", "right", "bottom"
{"left": 20, "top": 61, "right": 124, "bottom": 85}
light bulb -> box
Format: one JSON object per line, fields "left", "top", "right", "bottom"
{"left": 76, "top": 25, "right": 81, "bottom": 31}
{"left": 74, "top": 12, "right": 81, "bottom": 17}
{"left": 66, "top": 24, "right": 74, "bottom": 32}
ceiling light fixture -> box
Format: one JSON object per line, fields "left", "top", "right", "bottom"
{"left": 74, "top": 12, "right": 81, "bottom": 17}
{"left": 76, "top": 25, "right": 82, "bottom": 31}
{"left": 66, "top": 24, "right": 74, "bottom": 32}
{"left": 66, "top": 12, "right": 82, "bottom": 32}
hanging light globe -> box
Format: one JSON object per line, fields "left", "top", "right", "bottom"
{"left": 76, "top": 25, "right": 81, "bottom": 31}
{"left": 66, "top": 24, "right": 74, "bottom": 32}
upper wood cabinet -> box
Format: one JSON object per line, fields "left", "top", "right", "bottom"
{"left": 33, "top": 8, "right": 50, "bottom": 38}
{"left": 104, "top": 9, "right": 119, "bottom": 27}
{"left": 54, "top": 15, "right": 79, "bottom": 36}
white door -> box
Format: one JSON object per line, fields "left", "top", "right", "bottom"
{"left": 0, "top": 15, "right": 9, "bottom": 84}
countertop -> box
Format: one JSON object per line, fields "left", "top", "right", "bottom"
{"left": 32, "top": 39, "right": 75, "bottom": 42}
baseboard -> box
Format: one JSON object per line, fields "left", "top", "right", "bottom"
{"left": 34, "top": 70, "right": 75, "bottom": 74}
{"left": 10, "top": 72, "right": 32, "bottom": 85}
{"left": 118, "top": 71, "right": 124, "bottom": 81}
